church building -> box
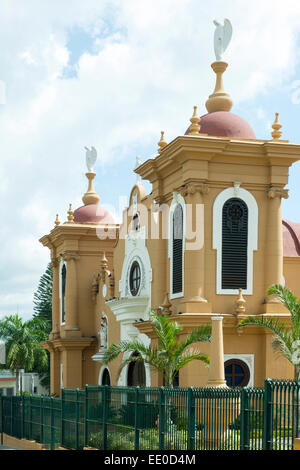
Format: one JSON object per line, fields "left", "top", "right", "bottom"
{"left": 40, "top": 23, "right": 300, "bottom": 396}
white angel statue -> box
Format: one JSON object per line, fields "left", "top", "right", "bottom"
{"left": 213, "top": 19, "right": 233, "bottom": 61}
{"left": 84, "top": 146, "right": 97, "bottom": 172}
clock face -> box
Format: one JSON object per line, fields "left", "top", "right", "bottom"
{"left": 102, "top": 284, "right": 107, "bottom": 298}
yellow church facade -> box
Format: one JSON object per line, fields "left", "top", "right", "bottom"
{"left": 41, "top": 43, "right": 300, "bottom": 397}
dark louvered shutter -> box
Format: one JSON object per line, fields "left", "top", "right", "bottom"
{"left": 61, "top": 263, "right": 66, "bottom": 322}
{"left": 172, "top": 204, "right": 183, "bottom": 294}
{"left": 222, "top": 198, "right": 248, "bottom": 289}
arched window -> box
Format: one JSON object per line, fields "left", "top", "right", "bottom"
{"left": 172, "top": 203, "right": 183, "bottom": 296}
{"left": 224, "top": 359, "right": 250, "bottom": 388}
{"left": 101, "top": 368, "right": 111, "bottom": 386}
{"left": 127, "top": 352, "right": 146, "bottom": 386}
{"left": 61, "top": 262, "right": 66, "bottom": 324}
{"left": 129, "top": 261, "right": 141, "bottom": 296}
{"left": 222, "top": 198, "right": 248, "bottom": 290}
{"left": 213, "top": 186, "right": 258, "bottom": 295}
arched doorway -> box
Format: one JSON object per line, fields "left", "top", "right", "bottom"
{"left": 127, "top": 352, "right": 146, "bottom": 386}
{"left": 101, "top": 368, "right": 111, "bottom": 386}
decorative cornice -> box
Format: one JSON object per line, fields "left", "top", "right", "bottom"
{"left": 267, "top": 186, "right": 289, "bottom": 200}
{"left": 42, "top": 337, "right": 96, "bottom": 352}
{"left": 180, "top": 182, "right": 209, "bottom": 197}
{"left": 63, "top": 252, "right": 80, "bottom": 262}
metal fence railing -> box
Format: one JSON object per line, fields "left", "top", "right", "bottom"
{"left": 0, "top": 379, "right": 299, "bottom": 450}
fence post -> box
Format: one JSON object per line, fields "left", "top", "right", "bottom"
{"left": 134, "top": 387, "right": 140, "bottom": 450}
{"left": 159, "top": 387, "right": 165, "bottom": 450}
{"left": 263, "top": 379, "right": 273, "bottom": 450}
{"left": 84, "top": 385, "right": 88, "bottom": 448}
{"left": 240, "top": 388, "right": 250, "bottom": 450}
{"left": 61, "top": 388, "right": 64, "bottom": 448}
{"left": 40, "top": 396, "right": 44, "bottom": 445}
{"left": 50, "top": 398, "right": 54, "bottom": 450}
{"left": 102, "top": 386, "right": 108, "bottom": 450}
{"left": 29, "top": 395, "right": 32, "bottom": 440}
{"left": 11, "top": 397, "right": 13, "bottom": 436}
{"left": 76, "top": 389, "right": 79, "bottom": 450}
{"left": 187, "top": 388, "right": 195, "bottom": 450}
{"left": 1, "top": 396, "right": 3, "bottom": 445}
{"left": 21, "top": 395, "right": 24, "bottom": 439}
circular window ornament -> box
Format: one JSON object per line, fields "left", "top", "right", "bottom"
{"left": 224, "top": 359, "right": 250, "bottom": 388}
{"left": 129, "top": 261, "right": 141, "bottom": 296}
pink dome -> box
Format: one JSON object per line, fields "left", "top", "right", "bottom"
{"left": 73, "top": 204, "right": 115, "bottom": 224}
{"left": 185, "top": 111, "right": 256, "bottom": 139}
{"left": 282, "top": 220, "right": 300, "bottom": 257}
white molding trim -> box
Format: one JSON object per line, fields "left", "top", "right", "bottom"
{"left": 224, "top": 354, "right": 254, "bottom": 387}
{"left": 213, "top": 186, "right": 258, "bottom": 295}
{"left": 169, "top": 192, "right": 186, "bottom": 300}
{"left": 98, "top": 365, "right": 111, "bottom": 385}
{"left": 106, "top": 296, "right": 149, "bottom": 323}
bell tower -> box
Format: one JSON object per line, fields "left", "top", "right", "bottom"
{"left": 40, "top": 148, "right": 117, "bottom": 395}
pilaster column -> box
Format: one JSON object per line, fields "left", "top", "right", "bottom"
{"left": 63, "top": 252, "right": 81, "bottom": 337}
{"left": 49, "top": 258, "right": 60, "bottom": 340}
{"left": 263, "top": 186, "right": 288, "bottom": 312}
{"left": 179, "top": 182, "right": 211, "bottom": 313}
{"left": 207, "top": 316, "right": 227, "bottom": 388}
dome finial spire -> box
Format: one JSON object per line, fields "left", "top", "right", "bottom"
{"left": 271, "top": 112, "right": 283, "bottom": 140}
{"left": 206, "top": 19, "right": 233, "bottom": 113}
{"left": 188, "top": 106, "right": 201, "bottom": 136}
{"left": 158, "top": 131, "right": 168, "bottom": 154}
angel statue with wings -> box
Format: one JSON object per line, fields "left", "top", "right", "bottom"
{"left": 84, "top": 146, "right": 98, "bottom": 172}
{"left": 213, "top": 19, "right": 233, "bottom": 61}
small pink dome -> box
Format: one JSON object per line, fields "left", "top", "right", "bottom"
{"left": 283, "top": 220, "right": 300, "bottom": 257}
{"left": 73, "top": 204, "right": 115, "bottom": 224}
{"left": 185, "top": 111, "right": 256, "bottom": 139}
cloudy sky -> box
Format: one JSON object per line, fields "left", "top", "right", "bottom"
{"left": 1, "top": 0, "right": 300, "bottom": 320}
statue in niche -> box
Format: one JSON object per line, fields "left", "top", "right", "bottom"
{"left": 99, "top": 316, "right": 108, "bottom": 350}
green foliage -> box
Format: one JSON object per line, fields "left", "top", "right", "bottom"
{"left": 117, "top": 401, "right": 159, "bottom": 429}
{"left": 33, "top": 263, "right": 52, "bottom": 329}
{"left": 0, "top": 314, "right": 49, "bottom": 392}
{"left": 171, "top": 408, "right": 204, "bottom": 431}
{"left": 89, "top": 426, "right": 190, "bottom": 450}
{"left": 32, "top": 263, "right": 53, "bottom": 392}
{"left": 103, "top": 309, "right": 211, "bottom": 387}
{"left": 237, "top": 284, "right": 300, "bottom": 379}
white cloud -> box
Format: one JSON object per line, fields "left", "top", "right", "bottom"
{"left": 1, "top": 0, "right": 300, "bottom": 318}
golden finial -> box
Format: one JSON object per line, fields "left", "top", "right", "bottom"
{"left": 100, "top": 252, "right": 108, "bottom": 271}
{"left": 161, "top": 292, "right": 172, "bottom": 315}
{"left": 158, "top": 131, "right": 168, "bottom": 154}
{"left": 54, "top": 214, "right": 60, "bottom": 226}
{"left": 205, "top": 61, "right": 233, "bottom": 113}
{"left": 82, "top": 146, "right": 100, "bottom": 205}
{"left": 235, "top": 288, "right": 246, "bottom": 316}
{"left": 188, "top": 106, "right": 201, "bottom": 136}
{"left": 271, "top": 112, "right": 282, "bottom": 140}
{"left": 67, "top": 204, "right": 74, "bottom": 223}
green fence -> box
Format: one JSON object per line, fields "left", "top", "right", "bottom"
{"left": 0, "top": 379, "right": 299, "bottom": 450}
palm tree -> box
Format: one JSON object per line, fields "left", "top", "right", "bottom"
{"left": 0, "top": 314, "right": 49, "bottom": 394}
{"left": 237, "top": 284, "right": 300, "bottom": 380}
{"left": 102, "top": 309, "right": 211, "bottom": 387}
